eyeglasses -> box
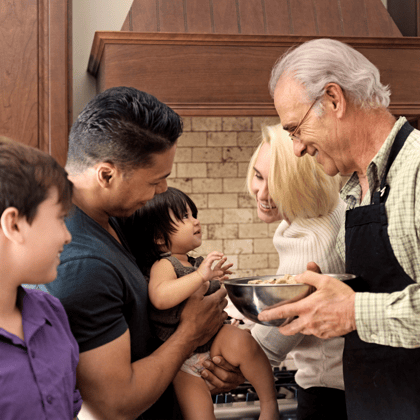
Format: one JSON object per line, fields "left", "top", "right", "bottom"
{"left": 289, "top": 98, "right": 318, "bottom": 142}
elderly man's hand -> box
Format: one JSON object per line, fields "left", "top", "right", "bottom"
{"left": 258, "top": 269, "right": 357, "bottom": 338}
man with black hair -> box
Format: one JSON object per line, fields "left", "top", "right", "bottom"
{"left": 47, "top": 87, "right": 243, "bottom": 420}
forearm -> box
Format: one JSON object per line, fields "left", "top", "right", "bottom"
{"left": 126, "top": 324, "right": 197, "bottom": 414}
{"left": 150, "top": 271, "right": 204, "bottom": 309}
{"left": 78, "top": 288, "right": 227, "bottom": 420}
{"left": 80, "top": 326, "right": 197, "bottom": 420}
{"left": 356, "top": 283, "right": 420, "bottom": 348}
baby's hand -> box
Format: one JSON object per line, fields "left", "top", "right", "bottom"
{"left": 198, "top": 252, "right": 233, "bottom": 282}
{"left": 213, "top": 257, "right": 234, "bottom": 282}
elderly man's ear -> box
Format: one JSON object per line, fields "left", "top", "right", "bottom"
{"left": 325, "top": 83, "right": 346, "bottom": 118}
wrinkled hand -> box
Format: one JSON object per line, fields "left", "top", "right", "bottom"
{"left": 200, "top": 356, "right": 246, "bottom": 394}
{"left": 180, "top": 286, "right": 228, "bottom": 348}
{"left": 199, "top": 252, "right": 233, "bottom": 282}
{"left": 258, "top": 264, "right": 357, "bottom": 339}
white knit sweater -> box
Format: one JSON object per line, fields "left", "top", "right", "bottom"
{"left": 252, "top": 199, "right": 346, "bottom": 390}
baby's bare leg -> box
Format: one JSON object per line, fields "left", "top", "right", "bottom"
{"left": 173, "top": 370, "right": 216, "bottom": 420}
{"left": 211, "top": 324, "right": 280, "bottom": 420}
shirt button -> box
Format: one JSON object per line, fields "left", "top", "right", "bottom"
{"left": 371, "top": 334, "right": 378, "bottom": 340}
{"left": 46, "top": 395, "right": 53, "bottom": 404}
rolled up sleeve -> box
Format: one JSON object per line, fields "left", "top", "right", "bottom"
{"left": 355, "top": 284, "right": 420, "bottom": 348}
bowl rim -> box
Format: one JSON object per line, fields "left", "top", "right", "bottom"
{"left": 224, "top": 274, "right": 304, "bottom": 286}
{"left": 224, "top": 273, "right": 356, "bottom": 286}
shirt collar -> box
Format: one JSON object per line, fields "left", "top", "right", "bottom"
{"left": 372, "top": 116, "right": 407, "bottom": 184}
{"left": 341, "top": 117, "right": 407, "bottom": 206}
{"left": 20, "top": 287, "right": 53, "bottom": 328}
{"left": 0, "top": 287, "right": 53, "bottom": 345}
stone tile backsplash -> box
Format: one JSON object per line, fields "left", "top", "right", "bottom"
{"left": 168, "top": 116, "right": 280, "bottom": 277}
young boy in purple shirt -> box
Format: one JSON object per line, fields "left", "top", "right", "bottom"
{"left": 0, "top": 139, "right": 82, "bottom": 420}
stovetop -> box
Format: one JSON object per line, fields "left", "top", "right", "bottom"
{"left": 213, "top": 368, "right": 298, "bottom": 420}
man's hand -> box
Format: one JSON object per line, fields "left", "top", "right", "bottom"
{"left": 200, "top": 356, "right": 246, "bottom": 394}
{"left": 258, "top": 269, "right": 357, "bottom": 338}
{"left": 180, "top": 286, "right": 228, "bottom": 349}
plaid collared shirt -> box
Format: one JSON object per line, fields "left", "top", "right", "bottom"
{"left": 336, "top": 117, "right": 420, "bottom": 348}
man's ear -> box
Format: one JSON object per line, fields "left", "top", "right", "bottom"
{"left": 324, "top": 83, "right": 346, "bottom": 118}
{"left": 96, "top": 162, "right": 118, "bottom": 189}
{"left": 0, "top": 207, "right": 25, "bottom": 244}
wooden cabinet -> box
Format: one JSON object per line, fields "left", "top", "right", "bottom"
{"left": 89, "top": 0, "right": 419, "bottom": 125}
{"left": 0, "top": 0, "right": 71, "bottom": 166}
{"left": 88, "top": 32, "right": 420, "bottom": 121}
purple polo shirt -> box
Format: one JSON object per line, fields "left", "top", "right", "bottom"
{"left": 0, "top": 287, "right": 82, "bottom": 419}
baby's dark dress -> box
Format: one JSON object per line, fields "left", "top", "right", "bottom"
{"left": 149, "top": 254, "right": 221, "bottom": 353}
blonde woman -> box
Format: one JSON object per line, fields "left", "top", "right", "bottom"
{"left": 248, "top": 124, "right": 348, "bottom": 420}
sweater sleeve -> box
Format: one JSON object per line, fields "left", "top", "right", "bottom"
{"left": 251, "top": 324, "right": 304, "bottom": 366}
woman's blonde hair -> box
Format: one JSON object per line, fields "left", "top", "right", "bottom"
{"left": 246, "top": 124, "right": 340, "bottom": 222}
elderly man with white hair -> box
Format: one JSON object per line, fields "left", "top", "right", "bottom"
{"left": 259, "top": 38, "right": 420, "bottom": 420}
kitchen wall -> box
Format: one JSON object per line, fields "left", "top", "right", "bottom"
{"left": 72, "top": 0, "right": 389, "bottom": 123}
{"left": 72, "top": 0, "right": 133, "bottom": 121}
{"left": 72, "top": 0, "right": 387, "bottom": 277}
{"left": 170, "top": 116, "right": 281, "bottom": 277}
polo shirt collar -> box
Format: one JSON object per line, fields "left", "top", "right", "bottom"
{"left": 0, "top": 287, "right": 52, "bottom": 346}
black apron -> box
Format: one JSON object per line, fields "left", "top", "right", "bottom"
{"left": 344, "top": 121, "right": 420, "bottom": 420}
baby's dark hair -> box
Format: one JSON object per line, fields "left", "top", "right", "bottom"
{"left": 119, "top": 187, "right": 197, "bottom": 275}
{"left": 0, "top": 139, "right": 73, "bottom": 224}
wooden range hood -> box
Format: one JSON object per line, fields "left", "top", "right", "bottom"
{"left": 88, "top": 0, "right": 420, "bottom": 121}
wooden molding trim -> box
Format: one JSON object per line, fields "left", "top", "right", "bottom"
{"left": 160, "top": 102, "right": 420, "bottom": 117}
{"left": 88, "top": 32, "right": 420, "bottom": 76}
{"left": 38, "top": 0, "right": 71, "bottom": 166}
{"left": 390, "top": 103, "right": 420, "bottom": 116}
{"left": 89, "top": 32, "right": 420, "bottom": 118}
{"left": 164, "top": 102, "right": 277, "bottom": 116}
{"left": 418, "top": 0, "right": 420, "bottom": 37}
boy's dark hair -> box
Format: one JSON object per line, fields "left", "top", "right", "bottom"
{"left": 0, "top": 140, "right": 73, "bottom": 224}
{"left": 66, "top": 86, "right": 183, "bottom": 173}
{"left": 119, "top": 187, "right": 197, "bottom": 276}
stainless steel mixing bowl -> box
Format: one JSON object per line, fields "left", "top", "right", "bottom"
{"left": 224, "top": 273, "right": 356, "bottom": 327}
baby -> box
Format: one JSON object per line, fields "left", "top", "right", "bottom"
{"left": 119, "top": 187, "right": 279, "bottom": 420}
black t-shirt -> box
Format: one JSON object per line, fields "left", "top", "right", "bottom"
{"left": 47, "top": 206, "right": 182, "bottom": 419}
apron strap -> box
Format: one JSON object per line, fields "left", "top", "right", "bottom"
{"left": 372, "top": 121, "right": 414, "bottom": 205}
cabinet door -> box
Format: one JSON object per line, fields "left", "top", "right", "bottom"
{"left": 0, "top": 0, "right": 71, "bottom": 166}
